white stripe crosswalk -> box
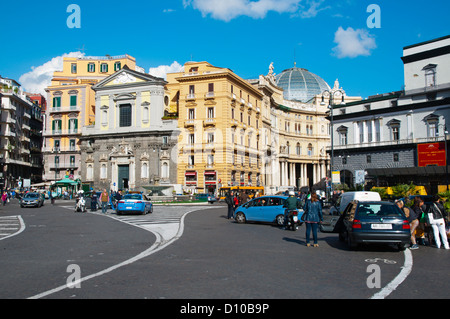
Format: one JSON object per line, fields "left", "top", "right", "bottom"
{"left": 0, "top": 216, "right": 25, "bottom": 240}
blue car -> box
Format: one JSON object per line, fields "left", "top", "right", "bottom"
{"left": 234, "top": 195, "right": 304, "bottom": 226}
{"left": 117, "top": 193, "right": 153, "bottom": 215}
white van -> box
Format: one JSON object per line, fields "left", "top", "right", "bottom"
{"left": 330, "top": 191, "right": 381, "bottom": 216}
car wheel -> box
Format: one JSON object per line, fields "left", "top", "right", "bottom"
{"left": 276, "top": 214, "right": 285, "bottom": 226}
{"left": 235, "top": 212, "right": 246, "bottom": 224}
{"left": 398, "top": 243, "right": 406, "bottom": 251}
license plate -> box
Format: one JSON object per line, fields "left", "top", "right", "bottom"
{"left": 293, "top": 216, "right": 298, "bottom": 222}
{"left": 126, "top": 207, "right": 133, "bottom": 209}
{"left": 371, "top": 223, "right": 392, "bottom": 230}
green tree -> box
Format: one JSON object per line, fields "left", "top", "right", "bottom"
{"left": 391, "top": 183, "right": 418, "bottom": 199}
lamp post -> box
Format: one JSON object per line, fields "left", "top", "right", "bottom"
{"left": 438, "top": 124, "right": 449, "bottom": 191}
{"left": 444, "top": 126, "right": 449, "bottom": 191}
{"left": 321, "top": 89, "right": 345, "bottom": 198}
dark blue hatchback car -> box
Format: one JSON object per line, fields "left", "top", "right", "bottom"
{"left": 337, "top": 200, "right": 410, "bottom": 251}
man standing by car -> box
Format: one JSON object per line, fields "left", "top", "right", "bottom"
{"left": 225, "top": 191, "right": 234, "bottom": 219}
{"left": 101, "top": 189, "right": 109, "bottom": 214}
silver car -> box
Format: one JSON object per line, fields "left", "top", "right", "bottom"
{"left": 20, "top": 192, "right": 44, "bottom": 208}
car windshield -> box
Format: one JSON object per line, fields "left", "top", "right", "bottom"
{"left": 123, "top": 194, "right": 142, "bottom": 200}
{"left": 356, "top": 203, "right": 403, "bottom": 217}
{"left": 24, "top": 193, "right": 39, "bottom": 198}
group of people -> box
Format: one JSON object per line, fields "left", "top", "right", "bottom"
{"left": 225, "top": 190, "right": 252, "bottom": 219}
{"left": 396, "top": 195, "right": 449, "bottom": 250}
{"left": 224, "top": 189, "right": 323, "bottom": 247}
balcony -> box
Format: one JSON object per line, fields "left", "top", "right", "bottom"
{"left": 49, "top": 106, "right": 82, "bottom": 114}
{"left": 186, "top": 94, "right": 196, "bottom": 101}
{"left": 184, "top": 119, "right": 195, "bottom": 128}
{"left": 203, "top": 118, "right": 216, "bottom": 127}
{"left": 205, "top": 92, "right": 215, "bottom": 99}
{"left": 48, "top": 162, "right": 78, "bottom": 170}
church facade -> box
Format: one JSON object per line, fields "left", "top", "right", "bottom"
{"left": 79, "top": 66, "right": 179, "bottom": 192}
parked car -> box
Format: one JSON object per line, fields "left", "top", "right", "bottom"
{"left": 336, "top": 200, "right": 410, "bottom": 251}
{"left": 20, "top": 192, "right": 44, "bottom": 208}
{"left": 207, "top": 194, "right": 217, "bottom": 204}
{"left": 117, "top": 193, "right": 153, "bottom": 215}
{"left": 330, "top": 191, "right": 381, "bottom": 216}
{"left": 234, "top": 195, "right": 304, "bottom": 226}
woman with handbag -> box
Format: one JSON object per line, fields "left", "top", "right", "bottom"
{"left": 426, "top": 195, "right": 449, "bottom": 250}
{"left": 303, "top": 193, "right": 323, "bottom": 247}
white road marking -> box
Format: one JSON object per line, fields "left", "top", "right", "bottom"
{"left": 28, "top": 206, "right": 220, "bottom": 299}
{"left": 370, "top": 249, "right": 413, "bottom": 299}
{"left": 0, "top": 216, "right": 25, "bottom": 241}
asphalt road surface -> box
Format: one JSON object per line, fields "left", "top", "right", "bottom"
{"left": 0, "top": 199, "right": 449, "bottom": 302}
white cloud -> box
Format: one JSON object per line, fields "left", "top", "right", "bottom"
{"left": 19, "top": 52, "right": 84, "bottom": 95}
{"left": 332, "top": 26, "right": 376, "bottom": 58}
{"left": 183, "top": 0, "right": 309, "bottom": 21}
{"left": 148, "top": 61, "right": 184, "bottom": 80}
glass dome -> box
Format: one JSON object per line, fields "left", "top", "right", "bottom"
{"left": 275, "top": 67, "right": 330, "bottom": 103}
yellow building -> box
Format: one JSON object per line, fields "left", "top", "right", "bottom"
{"left": 167, "top": 61, "right": 264, "bottom": 194}
{"left": 43, "top": 55, "right": 137, "bottom": 182}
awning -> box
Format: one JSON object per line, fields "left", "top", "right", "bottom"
{"left": 204, "top": 171, "right": 216, "bottom": 175}
{"left": 185, "top": 171, "right": 197, "bottom": 176}
{"left": 53, "top": 178, "right": 80, "bottom": 187}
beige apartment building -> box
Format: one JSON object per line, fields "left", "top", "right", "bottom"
{"left": 167, "top": 61, "right": 265, "bottom": 194}
{"left": 43, "top": 54, "right": 137, "bottom": 182}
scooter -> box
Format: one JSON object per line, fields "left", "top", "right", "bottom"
{"left": 285, "top": 210, "right": 300, "bottom": 231}
{"left": 75, "top": 196, "right": 86, "bottom": 212}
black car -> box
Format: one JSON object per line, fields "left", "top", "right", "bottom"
{"left": 336, "top": 200, "right": 410, "bottom": 251}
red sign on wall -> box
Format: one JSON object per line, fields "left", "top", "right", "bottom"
{"left": 417, "top": 142, "right": 446, "bottom": 167}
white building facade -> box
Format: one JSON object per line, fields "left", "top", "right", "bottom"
{"left": 329, "top": 35, "right": 450, "bottom": 193}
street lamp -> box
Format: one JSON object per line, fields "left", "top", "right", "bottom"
{"left": 321, "top": 89, "right": 345, "bottom": 197}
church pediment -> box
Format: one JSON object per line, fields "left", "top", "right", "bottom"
{"left": 93, "top": 67, "right": 167, "bottom": 90}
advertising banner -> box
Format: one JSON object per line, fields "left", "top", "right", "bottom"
{"left": 417, "top": 142, "right": 446, "bottom": 167}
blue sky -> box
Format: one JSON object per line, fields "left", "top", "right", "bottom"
{"left": 1, "top": 0, "right": 449, "bottom": 98}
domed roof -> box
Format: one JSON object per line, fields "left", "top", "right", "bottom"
{"left": 275, "top": 67, "right": 330, "bottom": 103}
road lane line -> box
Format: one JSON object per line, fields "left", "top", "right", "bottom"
{"left": 28, "top": 207, "right": 219, "bottom": 299}
{"left": 370, "top": 249, "right": 413, "bottom": 299}
{"left": 0, "top": 216, "right": 25, "bottom": 241}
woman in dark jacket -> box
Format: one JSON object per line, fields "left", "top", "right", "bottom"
{"left": 303, "top": 193, "right": 323, "bottom": 247}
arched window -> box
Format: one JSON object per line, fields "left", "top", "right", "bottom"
{"left": 141, "top": 162, "right": 148, "bottom": 179}
{"left": 100, "top": 164, "right": 107, "bottom": 179}
{"left": 307, "top": 144, "right": 313, "bottom": 156}
{"left": 87, "top": 164, "right": 94, "bottom": 181}
{"left": 161, "top": 162, "right": 169, "bottom": 179}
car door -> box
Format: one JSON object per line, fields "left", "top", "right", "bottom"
{"left": 241, "top": 199, "right": 258, "bottom": 221}
{"left": 262, "top": 197, "right": 285, "bottom": 223}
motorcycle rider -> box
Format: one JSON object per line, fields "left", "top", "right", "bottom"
{"left": 283, "top": 191, "right": 300, "bottom": 229}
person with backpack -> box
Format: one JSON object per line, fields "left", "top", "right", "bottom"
{"left": 426, "top": 195, "right": 449, "bottom": 250}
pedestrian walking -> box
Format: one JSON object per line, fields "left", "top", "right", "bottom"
{"left": 100, "top": 189, "right": 109, "bottom": 214}
{"left": 225, "top": 191, "right": 235, "bottom": 219}
{"left": 426, "top": 195, "right": 449, "bottom": 249}
{"left": 303, "top": 193, "right": 323, "bottom": 247}
{"left": 1, "top": 192, "right": 7, "bottom": 206}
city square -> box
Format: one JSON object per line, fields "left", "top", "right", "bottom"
{"left": 0, "top": 0, "right": 449, "bottom": 304}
